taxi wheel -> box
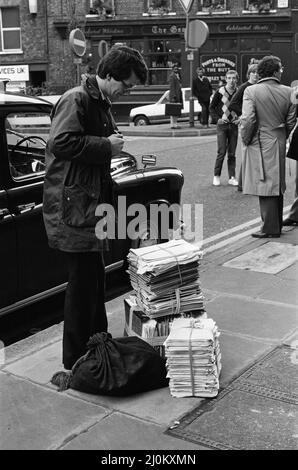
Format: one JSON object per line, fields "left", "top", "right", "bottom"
{"left": 134, "top": 115, "right": 149, "bottom": 126}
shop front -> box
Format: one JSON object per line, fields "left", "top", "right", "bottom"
{"left": 83, "top": 12, "right": 294, "bottom": 90}
{"left": 197, "top": 18, "right": 293, "bottom": 86}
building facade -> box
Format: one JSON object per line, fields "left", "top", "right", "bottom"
{"left": 0, "top": 0, "right": 297, "bottom": 94}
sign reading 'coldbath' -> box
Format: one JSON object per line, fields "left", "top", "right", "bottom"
{"left": 219, "top": 23, "right": 276, "bottom": 33}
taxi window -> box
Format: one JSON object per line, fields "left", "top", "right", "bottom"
{"left": 5, "top": 112, "right": 51, "bottom": 180}
{"left": 184, "top": 90, "right": 191, "bottom": 102}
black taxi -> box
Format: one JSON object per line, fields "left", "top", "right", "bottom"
{"left": 0, "top": 92, "right": 184, "bottom": 318}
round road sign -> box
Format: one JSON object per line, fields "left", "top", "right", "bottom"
{"left": 69, "top": 28, "right": 86, "bottom": 57}
{"left": 185, "top": 20, "right": 209, "bottom": 49}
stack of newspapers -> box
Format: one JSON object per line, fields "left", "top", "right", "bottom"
{"left": 126, "top": 239, "right": 205, "bottom": 319}
{"left": 164, "top": 316, "right": 222, "bottom": 397}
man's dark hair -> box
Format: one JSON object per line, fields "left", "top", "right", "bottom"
{"left": 96, "top": 45, "right": 148, "bottom": 84}
{"left": 257, "top": 55, "right": 281, "bottom": 79}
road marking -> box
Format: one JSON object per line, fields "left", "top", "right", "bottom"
{"left": 193, "top": 205, "right": 292, "bottom": 254}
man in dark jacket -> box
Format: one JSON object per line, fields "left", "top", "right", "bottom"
{"left": 210, "top": 69, "right": 239, "bottom": 187}
{"left": 43, "top": 45, "right": 148, "bottom": 369}
{"left": 192, "top": 67, "right": 213, "bottom": 127}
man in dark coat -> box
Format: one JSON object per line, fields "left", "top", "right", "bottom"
{"left": 192, "top": 67, "right": 213, "bottom": 127}
{"left": 43, "top": 45, "right": 147, "bottom": 369}
{"left": 168, "top": 63, "right": 183, "bottom": 129}
{"left": 283, "top": 122, "right": 298, "bottom": 226}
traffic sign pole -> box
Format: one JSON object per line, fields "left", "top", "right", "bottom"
{"left": 69, "top": 29, "right": 87, "bottom": 86}
{"left": 186, "top": 13, "right": 195, "bottom": 127}
{"left": 184, "top": 18, "right": 209, "bottom": 128}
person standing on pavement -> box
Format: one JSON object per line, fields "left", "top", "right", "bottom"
{"left": 210, "top": 69, "right": 239, "bottom": 187}
{"left": 283, "top": 120, "right": 298, "bottom": 226}
{"left": 241, "top": 55, "right": 296, "bottom": 238}
{"left": 229, "top": 63, "right": 259, "bottom": 191}
{"left": 168, "top": 63, "right": 183, "bottom": 129}
{"left": 192, "top": 66, "right": 213, "bottom": 127}
{"left": 43, "top": 45, "right": 148, "bottom": 370}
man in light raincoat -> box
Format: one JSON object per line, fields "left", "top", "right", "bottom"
{"left": 241, "top": 55, "right": 296, "bottom": 238}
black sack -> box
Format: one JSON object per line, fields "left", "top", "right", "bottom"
{"left": 51, "top": 332, "right": 168, "bottom": 396}
{"left": 165, "top": 102, "right": 182, "bottom": 117}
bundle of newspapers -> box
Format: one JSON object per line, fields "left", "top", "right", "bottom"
{"left": 126, "top": 239, "right": 205, "bottom": 319}
{"left": 164, "top": 316, "right": 222, "bottom": 397}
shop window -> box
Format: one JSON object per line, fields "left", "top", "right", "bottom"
{"left": 197, "top": 0, "right": 230, "bottom": 13}
{"left": 256, "top": 38, "right": 271, "bottom": 51}
{"left": 219, "top": 38, "right": 237, "bottom": 52}
{"left": 144, "top": 0, "right": 174, "bottom": 16}
{"left": 240, "top": 38, "right": 256, "bottom": 51}
{"left": 88, "top": 0, "right": 115, "bottom": 17}
{"left": 200, "top": 38, "right": 219, "bottom": 51}
{"left": 0, "top": 7, "right": 21, "bottom": 53}
{"left": 243, "top": 1, "right": 276, "bottom": 13}
{"left": 146, "top": 38, "right": 181, "bottom": 85}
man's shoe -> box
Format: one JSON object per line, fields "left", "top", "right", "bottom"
{"left": 228, "top": 177, "right": 238, "bottom": 186}
{"left": 282, "top": 218, "right": 298, "bottom": 226}
{"left": 251, "top": 231, "right": 280, "bottom": 239}
{"left": 213, "top": 176, "right": 221, "bottom": 186}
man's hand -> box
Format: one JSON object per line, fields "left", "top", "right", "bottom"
{"left": 108, "top": 132, "right": 124, "bottom": 156}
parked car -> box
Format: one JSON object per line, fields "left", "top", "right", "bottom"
{"left": 129, "top": 87, "right": 202, "bottom": 126}
{"left": 0, "top": 92, "right": 184, "bottom": 317}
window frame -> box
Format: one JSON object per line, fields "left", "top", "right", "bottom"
{"left": 143, "top": 0, "right": 175, "bottom": 16}
{"left": 242, "top": 0, "right": 277, "bottom": 13}
{"left": 197, "top": 0, "right": 230, "bottom": 14}
{"left": 0, "top": 6, "right": 22, "bottom": 54}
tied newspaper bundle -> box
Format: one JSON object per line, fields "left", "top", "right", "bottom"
{"left": 164, "top": 317, "right": 222, "bottom": 398}
{"left": 124, "top": 295, "right": 202, "bottom": 357}
{"left": 126, "top": 239, "right": 205, "bottom": 319}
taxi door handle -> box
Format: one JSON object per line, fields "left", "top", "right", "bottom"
{"left": 0, "top": 207, "right": 10, "bottom": 218}
{"left": 16, "top": 202, "right": 36, "bottom": 214}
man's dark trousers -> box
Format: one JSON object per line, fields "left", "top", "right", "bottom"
{"left": 259, "top": 194, "right": 283, "bottom": 235}
{"left": 199, "top": 101, "right": 210, "bottom": 125}
{"left": 63, "top": 251, "right": 107, "bottom": 369}
{"left": 214, "top": 121, "right": 238, "bottom": 178}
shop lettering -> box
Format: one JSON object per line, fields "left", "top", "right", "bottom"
{"left": 219, "top": 23, "right": 275, "bottom": 33}
{"left": 85, "top": 26, "right": 130, "bottom": 36}
{"left": 152, "top": 24, "right": 185, "bottom": 34}
{"left": 202, "top": 57, "right": 236, "bottom": 68}
{"left": 0, "top": 66, "right": 26, "bottom": 75}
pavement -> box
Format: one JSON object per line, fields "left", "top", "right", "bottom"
{"left": 118, "top": 121, "right": 218, "bottom": 138}
{"left": 1, "top": 124, "right": 298, "bottom": 451}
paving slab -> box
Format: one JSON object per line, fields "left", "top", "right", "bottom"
{"left": 61, "top": 411, "right": 207, "bottom": 450}
{"left": 258, "top": 277, "right": 298, "bottom": 305}
{"left": 167, "top": 388, "right": 298, "bottom": 450}
{"left": 67, "top": 385, "right": 203, "bottom": 426}
{"left": 166, "top": 346, "right": 298, "bottom": 450}
{"left": 2, "top": 323, "right": 63, "bottom": 366}
{"left": 217, "top": 331, "right": 274, "bottom": 387}
{"left": 222, "top": 241, "right": 298, "bottom": 274}
{"left": 3, "top": 341, "right": 62, "bottom": 384}
{"left": 0, "top": 372, "right": 109, "bottom": 450}
{"left": 206, "top": 295, "right": 298, "bottom": 341}
{"left": 277, "top": 261, "right": 298, "bottom": 281}
{"left": 201, "top": 265, "right": 283, "bottom": 298}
